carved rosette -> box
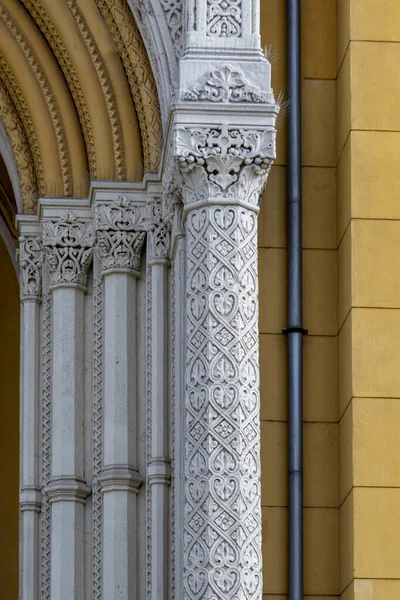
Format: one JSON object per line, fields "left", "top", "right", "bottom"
{"left": 95, "top": 195, "right": 147, "bottom": 275}
{"left": 19, "top": 235, "right": 43, "bottom": 301}
{"left": 184, "top": 66, "right": 270, "bottom": 103}
{"left": 43, "top": 212, "right": 95, "bottom": 289}
{"left": 175, "top": 125, "right": 274, "bottom": 208}
{"left": 174, "top": 123, "right": 275, "bottom": 599}
{"left": 147, "top": 198, "right": 172, "bottom": 262}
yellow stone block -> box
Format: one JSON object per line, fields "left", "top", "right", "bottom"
{"left": 354, "top": 488, "right": 400, "bottom": 579}
{"left": 339, "top": 401, "right": 353, "bottom": 505}
{"left": 338, "top": 223, "right": 351, "bottom": 331}
{"left": 304, "top": 508, "right": 339, "bottom": 595}
{"left": 259, "top": 248, "right": 286, "bottom": 335}
{"left": 337, "top": 134, "right": 351, "bottom": 244}
{"left": 259, "top": 166, "right": 286, "bottom": 249}
{"left": 302, "top": 79, "right": 336, "bottom": 168}
{"left": 261, "top": 421, "right": 287, "bottom": 507}
{"left": 260, "top": 334, "right": 337, "bottom": 423}
{"left": 303, "top": 249, "right": 337, "bottom": 336}
{"left": 353, "top": 219, "right": 400, "bottom": 309}
{"left": 353, "top": 398, "right": 400, "bottom": 488}
{"left": 351, "top": 0, "right": 400, "bottom": 43}
{"left": 262, "top": 507, "right": 288, "bottom": 594}
{"left": 260, "top": 167, "right": 337, "bottom": 250}
{"left": 260, "top": 333, "right": 287, "bottom": 422}
{"left": 303, "top": 336, "right": 338, "bottom": 423}
{"left": 336, "top": 45, "right": 351, "bottom": 158}
{"left": 301, "top": 0, "right": 336, "bottom": 79}
{"left": 336, "top": 0, "right": 350, "bottom": 73}
{"left": 303, "top": 167, "right": 337, "bottom": 249}
{"left": 338, "top": 311, "right": 352, "bottom": 419}
{"left": 351, "top": 131, "right": 400, "bottom": 221}
{"left": 352, "top": 41, "right": 400, "bottom": 132}
{"left": 355, "top": 580, "right": 400, "bottom": 600}
{"left": 352, "top": 308, "right": 400, "bottom": 399}
{"left": 340, "top": 491, "right": 354, "bottom": 592}
{"left": 304, "top": 423, "right": 339, "bottom": 508}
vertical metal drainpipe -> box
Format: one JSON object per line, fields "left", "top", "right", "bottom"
{"left": 284, "top": 1, "right": 306, "bottom": 599}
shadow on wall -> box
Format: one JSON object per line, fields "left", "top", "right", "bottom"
{"left": 0, "top": 233, "right": 19, "bottom": 597}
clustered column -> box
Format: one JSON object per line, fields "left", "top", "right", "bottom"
{"left": 95, "top": 197, "right": 146, "bottom": 600}
{"left": 42, "top": 213, "right": 94, "bottom": 599}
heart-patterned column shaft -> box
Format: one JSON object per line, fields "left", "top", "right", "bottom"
{"left": 174, "top": 125, "right": 275, "bottom": 599}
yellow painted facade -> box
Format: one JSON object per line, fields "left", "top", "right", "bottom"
{"left": 0, "top": 0, "right": 400, "bottom": 597}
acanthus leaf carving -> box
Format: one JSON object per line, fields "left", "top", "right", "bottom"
{"left": 43, "top": 212, "right": 95, "bottom": 288}
{"left": 175, "top": 125, "right": 275, "bottom": 206}
{"left": 95, "top": 195, "right": 147, "bottom": 274}
{"left": 184, "top": 66, "right": 270, "bottom": 104}
{"left": 19, "top": 236, "right": 43, "bottom": 301}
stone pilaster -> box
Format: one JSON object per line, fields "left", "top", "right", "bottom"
{"left": 42, "top": 212, "right": 94, "bottom": 600}
{"left": 174, "top": 123, "right": 275, "bottom": 599}
{"left": 95, "top": 196, "right": 146, "bottom": 600}
{"left": 18, "top": 234, "right": 43, "bottom": 600}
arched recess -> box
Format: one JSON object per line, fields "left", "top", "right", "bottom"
{"left": 0, "top": 229, "right": 19, "bottom": 599}
{"left": 0, "top": 0, "right": 163, "bottom": 217}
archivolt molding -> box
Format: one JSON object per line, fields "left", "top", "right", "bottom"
{"left": 65, "top": 0, "right": 126, "bottom": 181}
{"left": 0, "top": 51, "right": 45, "bottom": 198}
{"left": 0, "top": 80, "right": 37, "bottom": 213}
{"left": 21, "top": 0, "right": 100, "bottom": 179}
{"left": 95, "top": 0, "right": 162, "bottom": 172}
{"left": 0, "top": 3, "right": 72, "bottom": 197}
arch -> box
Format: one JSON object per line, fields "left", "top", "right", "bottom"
{"left": 0, "top": 0, "right": 163, "bottom": 217}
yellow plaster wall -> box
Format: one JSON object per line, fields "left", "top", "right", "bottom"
{"left": 337, "top": 1, "right": 400, "bottom": 597}
{"left": 260, "top": 2, "right": 339, "bottom": 598}
{"left": 0, "top": 236, "right": 19, "bottom": 597}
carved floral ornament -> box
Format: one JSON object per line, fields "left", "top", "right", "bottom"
{"left": 43, "top": 212, "right": 95, "bottom": 288}
{"left": 175, "top": 125, "right": 275, "bottom": 206}
{"left": 18, "top": 236, "right": 43, "bottom": 300}
{"left": 184, "top": 66, "right": 270, "bottom": 104}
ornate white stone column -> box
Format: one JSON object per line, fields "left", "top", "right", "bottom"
{"left": 174, "top": 122, "right": 276, "bottom": 599}
{"left": 147, "top": 198, "right": 172, "bottom": 599}
{"left": 95, "top": 197, "right": 146, "bottom": 600}
{"left": 18, "top": 233, "right": 42, "bottom": 600}
{"left": 42, "top": 212, "right": 94, "bottom": 600}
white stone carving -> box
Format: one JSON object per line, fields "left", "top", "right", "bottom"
{"left": 184, "top": 66, "right": 270, "bottom": 103}
{"left": 183, "top": 203, "right": 262, "bottom": 599}
{"left": 175, "top": 125, "right": 274, "bottom": 205}
{"left": 92, "top": 277, "right": 103, "bottom": 600}
{"left": 207, "top": 0, "right": 242, "bottom": 37}
{"left": 19, "top": 236, "right": 42, "bottom": 300}
{"left": 41, "top": 293, "right": 52, "bottom": 600}
{"left": 147, "top": 198, "right": 171, "bottom": 262}
{"left": 160, "top": 0, "right": 183, "bottom": 54}
{"left": 96, "top": 196, "right": 147, "bottom": 274}
{"left": 43, "top": 212, "right": 95, "bottom": 288}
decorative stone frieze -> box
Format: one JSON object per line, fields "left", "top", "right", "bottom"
{"left": 95, "top": 195, "right": 147, "bottom": 274}
{"left": 184, "top": 65, "right": 269, "bottom": 103}
{"left": 19, "top": 235, "right": 43, "bottom": 301}
{"left": 43, "top": 212, "right": 94, "bottom": 288}
{"left": 175, "top": 124, "right": 275, "bottom": 206}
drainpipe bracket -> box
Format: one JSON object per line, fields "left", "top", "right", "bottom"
{"left": 282, "top": 327, "right": 308, "bottom": 335}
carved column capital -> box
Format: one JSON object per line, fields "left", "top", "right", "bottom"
{"left": 19, "top": 235, "right": 43, "bottom": 302}
{"left": 147, "top": 198, "right": 172, "bottom": 263}
{"left": 174, "top": 124, "right": 275, "bottom": 210}
{"left": 43, "top": 212, "right": 95, "bottom": 290}
{"left": 95, "top": 196, "right": 147, "bottom": 275}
